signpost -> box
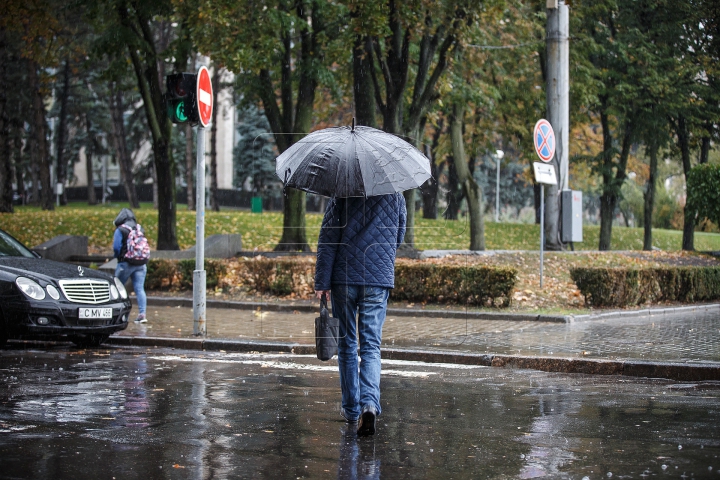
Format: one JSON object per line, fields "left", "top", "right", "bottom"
{"left": 194, "top": 66, "right": 213, "bottom": 336}
{"left": 533, "top": 119, "right": 557, "bottom": 288}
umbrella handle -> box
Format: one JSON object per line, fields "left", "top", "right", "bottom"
{"left": 283, "top": 168, "right": 291, "bottom": 197}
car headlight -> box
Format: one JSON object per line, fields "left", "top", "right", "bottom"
{"left": 114, "top": 277, "right": 128, "bottom": 299}
{"left": 110, "top": 285, "right": 119, "bottom": 300}
{"left": 16, "top": 277, "right": 46, "bottom": 300}
{"left": 46, "top": 284, "right": 60, "bottom": 300}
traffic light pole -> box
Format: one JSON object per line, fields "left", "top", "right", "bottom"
{"left": 193, "top": 126, "right": 206, "bottom": 336}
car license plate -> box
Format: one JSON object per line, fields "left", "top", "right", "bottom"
{"left": 78, "top": 308, "right": 112, "bottom": 319}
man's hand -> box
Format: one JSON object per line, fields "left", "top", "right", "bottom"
{"left": 315, "top": 290, "right": 331, "bottom": 300}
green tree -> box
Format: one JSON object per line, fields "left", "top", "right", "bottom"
{"left": 181, "top": 0, "right": 345, "bottom": 251}
{"left": 233, "top": 105, "right": 278, "bottom": 194}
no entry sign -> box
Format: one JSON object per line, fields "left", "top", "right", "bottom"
{"left": 196, "top": 66, "right": 213, "bottom": 128}
{"left": 533, "top": 119, "right": 555, "bottom": 163}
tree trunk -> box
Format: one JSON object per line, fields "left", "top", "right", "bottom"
{"left": 643, "top": 139, "right": 659, "bottom": 250}
{"left": 598, "top": 108, "right": 632, "bottom": 251}
{"left": 120, "top": 1, "right": 177, "bottom": 249}
{"left": 353, "top": 35, "right": 376, "bottom": 128}
{"left": 55, "top": 59, "right": 71, "bottom": 206}
{"left": 185, "top": 123, "right": 194, "bottom": 210}
{"left": 14, "top": 134, "right": 25, "bottom": 205}
{"left": 273, "top": 4, "right": 318, "bottom": 253}
{"left": 28, "top": 60, "right": 53, "bottom": 211}
{"left": 444, "top": 158, "right": 460, "bottom": 220}
{"left": 0, "top": 125, "right": 12, "bottom": 213}
{"left": 209, "top": 71, "right": 220, "bottom": 212}
{"left": 677, "top": 115, "right": 694, "bottom": 251}
{"left": 699, "top": 122, "right": 710, "bottom": 164}
{"left": 450, "top": 102, "right": 484, "bottom": 250}
{"left": 0, "top": 46, "right": 12, "bottom": 213}
{"left": 108, "top": 85, "right": 139, "bottom": 208}
{"left": 151, "top": 161, "right": 158, "bottom": 209}
{"left": 84, "top": 115, "right": 97, "bottom": 205}
{"left": 421, "top": 122, "right": 442, "bottom": 219}
{"left": 420, "top": 144, "right": 438, "bottom": 219}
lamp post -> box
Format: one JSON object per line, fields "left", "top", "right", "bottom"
{"left": 494, "top": 149, "right": 504, "bottom": 223}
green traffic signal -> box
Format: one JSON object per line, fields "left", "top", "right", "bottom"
{"left": 165, "top": 73, "right": 197, "bottom": 124}
{"left": 175, "top": 101, "right": 188, "bottom": 122}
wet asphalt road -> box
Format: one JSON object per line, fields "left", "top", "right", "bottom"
{"left": 1, "top": 345, "right": 720, "bottom": 479}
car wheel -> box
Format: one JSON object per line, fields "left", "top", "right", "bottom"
{"left": 71, "top": 334, "right": 109, "bottom": 348}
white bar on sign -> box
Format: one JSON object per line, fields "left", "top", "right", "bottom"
{"left": 199, "top": 88, "right": 212, "bottom": 106}
{"left": 533, "top": 162, "right": 557, "bottom": 185}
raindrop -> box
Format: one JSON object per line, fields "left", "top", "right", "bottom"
{"left": 607, "top": 473, "right": 612, "bottom": 478}
{"left": 709, "top": 467, "right": 713, "bottom": 471}
{"left": 661, "top": 465, "right": 668, "bottom": 470}
{"left": 520, "top": 454, "right": 525, "bottom": 459}
{"left": 678, "top": 445, "right": 683, "bottom": 450}
{"left": 582, "top": 477, "right": 590, "bottom": 480}
{"left": 58, "top": 368, "right": 63, "bottom": 371}
{"left": 430, "top": 449, "right": 433, "bottom": 453}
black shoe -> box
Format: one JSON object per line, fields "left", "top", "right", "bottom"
{"left": 357, "top": 405, "right": 377, "bottom": 437}
{"left": 341, "top": 408, "right": 358, "bottom": 425}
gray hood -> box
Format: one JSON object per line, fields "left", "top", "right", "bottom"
{"left": 114, "top": 208, "right": 137, "bottom": 228}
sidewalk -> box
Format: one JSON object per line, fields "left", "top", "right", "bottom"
{"left": 103, "top": 295, "right": 720, "bottom": 382}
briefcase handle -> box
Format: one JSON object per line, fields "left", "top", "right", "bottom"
{"left": 320, "top": 292, "right": 329, "bottom": 312}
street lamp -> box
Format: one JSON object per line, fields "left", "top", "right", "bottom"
{"left": 494, "top": 149, "right": 504, "bottom": 223}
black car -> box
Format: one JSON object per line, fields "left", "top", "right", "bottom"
{"left": 0, "top": 228, "right": 132, "bottom": 347}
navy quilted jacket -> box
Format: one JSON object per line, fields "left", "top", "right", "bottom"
{"left": 315, "top": 193, "right": 407, "bottom": 290}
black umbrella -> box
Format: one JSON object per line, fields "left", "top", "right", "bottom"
{"left": 275, "top": 120, "right": 431, "bottom": 198}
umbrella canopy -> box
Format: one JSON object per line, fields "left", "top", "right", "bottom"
{"left": 275, "top": 124, "right": 431, "bottom": 198}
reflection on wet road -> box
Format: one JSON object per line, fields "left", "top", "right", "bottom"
{"left": 1, "top": 345, "right": 719, "bottom": 478}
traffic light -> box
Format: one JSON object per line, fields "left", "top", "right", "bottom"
{"left": 165, "top": 73, "right": 197, "bottom": 124}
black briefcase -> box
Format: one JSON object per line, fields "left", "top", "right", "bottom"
{"left": 315, "top": 293, "right": 339, "bottom": 361}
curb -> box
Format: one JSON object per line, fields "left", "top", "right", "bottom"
{"left": 568, "top": 303, "right": 720, "bottom": 322}
{"left": 144, "top": 296, "right": 720, "bottom": 324}
{"left": 144, "top": 297, "right": 572, "bottom": 322}
{"left": 102, "top": 336, "right": 720, "bottom": 382}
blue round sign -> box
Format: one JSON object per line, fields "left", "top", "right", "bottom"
{"left": 533, "top": 119, "right": 555, "bottom": 163}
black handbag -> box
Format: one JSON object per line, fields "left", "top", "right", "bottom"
{"left": 315, "top": 293, "right": 339, "bottom": 361}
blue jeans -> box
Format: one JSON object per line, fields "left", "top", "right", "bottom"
{"left": 332, "top": 285, "right": 390, "bottom": 421}
{"left": 115, "top": 262, "right": 147, "bottom": 314}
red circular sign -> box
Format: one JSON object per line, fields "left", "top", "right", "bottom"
{"left": 196, "top": 66, "right": 213, "bottom": 128}
{"left": 533, "top": 119, "right": 555, "bottom": 163}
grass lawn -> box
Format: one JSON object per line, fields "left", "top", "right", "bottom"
{"left": 2, "top": 201, "right": 719, "bottom": 252}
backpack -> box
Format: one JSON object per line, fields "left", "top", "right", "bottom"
{"left": 121, "top": 223, "right": 150, "bottom": 265}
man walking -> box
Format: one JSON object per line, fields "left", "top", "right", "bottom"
{"left": 314, "top": 193, "right": 406, "bottom": 436}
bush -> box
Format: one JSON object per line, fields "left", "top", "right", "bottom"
{"left": 145, "top": 259, "right": 178, "bottom": 290}
{"left": 571, "top": 266, "right": 720, "bottom": 307}
{"left": 144, "top": 256, "right": 517, "bottom": 307}
{"left": 393, "top": 264, "right": 517, "bottom": 307}
{"left": 177, "top": 259, "right": 228, "bottom": 290}
{"left": 244, "top": 258, "right": 314, "bottom": 296}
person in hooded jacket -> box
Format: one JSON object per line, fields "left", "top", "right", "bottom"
{"left": 113, "top": 208, "right": 148, "bottom": 323}
{"left": 315, "top": 193, "right": 406, "bottom": 436}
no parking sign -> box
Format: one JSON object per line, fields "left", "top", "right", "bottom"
{"left": 533, "top": 119, "right": 555, "bottom": 163}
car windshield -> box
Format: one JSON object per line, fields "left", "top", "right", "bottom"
{"left": 0, "top": 230, "right": 36, "bottom": 258}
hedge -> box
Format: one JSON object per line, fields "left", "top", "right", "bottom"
{"left": 393, "top": 264, "right": 517, "bottom": 307}
{"left": 571, "top": 266, "right": 720, "bottom": 307}
{"left": 144, "top": 257, "right": 517, "bottom": 307}
{"left": 145, "top": 258, "right": 227, "bottom": 291}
